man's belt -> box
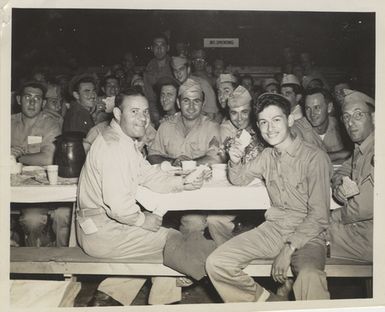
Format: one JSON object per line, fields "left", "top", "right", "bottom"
{"left": 77, "top": 207, "right": 105, "bottom": 218}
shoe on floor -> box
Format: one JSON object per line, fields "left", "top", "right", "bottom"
{"left": 87, "top": 290, "right": 123, "bottom": 306}
{"left": 176, "top": 276, "right": 194, "bottom": 287}
{"left": 266, "top": 291, "right": 289, "bottom": 302}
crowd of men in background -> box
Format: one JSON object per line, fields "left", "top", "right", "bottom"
{"left": 10, "top": 33, "right": 374, "bottom": 305}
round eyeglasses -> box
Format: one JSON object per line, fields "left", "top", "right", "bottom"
{"left": 341, "top": 110, "right": 371, "bottom": 123}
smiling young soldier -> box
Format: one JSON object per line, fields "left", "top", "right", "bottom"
{"left": 63, "top": 74, "right": 97, "bottom": 135}
{"left": 206, "top": 93, "right": 332, "bottom": 302}
{"left": 291, "top": 88, "right": 351, "bottom": 163}
{"left": 170, "top": 56, "right": 219, "bottom": 122}
{"left": 208, "top": 85, "right": 265, "bottom": 245}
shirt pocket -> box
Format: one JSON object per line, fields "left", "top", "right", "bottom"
{"left": 283, "top": 165, "right": 307, "bottom": 194}
{"left": 283, "top": 170, "right": 308, "bottom": 208}
{"left": 189, "top": 141, "right": 204, "bottom": 159}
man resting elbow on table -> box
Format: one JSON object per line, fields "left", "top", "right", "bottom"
{"left": 11, "top": 81, "right": 71, "bottom": 247}
{"left": 76, "top": 88, "right": 204, "bottom": 306}
{"left": 206, "top": 93, "right": 332, "bottom": 302}
{"left": 147, "top": 78, "right": 223, "bottom": 238}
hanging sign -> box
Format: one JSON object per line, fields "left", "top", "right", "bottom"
{"left": 203, "top": 38, "right": 239, "bottom": 48}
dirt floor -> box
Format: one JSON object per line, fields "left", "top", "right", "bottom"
{"left": 72, "top": 275, "right": 370, "bottom": 307}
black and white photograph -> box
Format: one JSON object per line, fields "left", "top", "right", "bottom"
{"left": 1, "top": 0, "right": 384, "bottom": 311}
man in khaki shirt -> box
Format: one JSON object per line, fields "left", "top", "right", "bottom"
{"left": 148, "top": 78, "right": 221, "bottom": 167}
{"left": 206, "top": 93, "right": 331, "bottom": 302}
{"left": 210, "top": 85, "right": 265, "bottom": 245}
{"left": 148, "top": 78, "right": 221, "bottom": 236}
{"left": 170, "top": 56, "right": 219, "bottom": 121}
{"left": 11, "top": 81, "right": 70, "bottom": 247}
{"left": 329, "top": 89, "right": 374, "bottom": 262}
{"left": 291, "top": 88, "right": 351, "bottom": 164}
{"left": 77, "top": 88, "right": 203, "bottom": 306}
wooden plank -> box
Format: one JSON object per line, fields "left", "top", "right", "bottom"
{"left": 10, "top": 261, "right": 372, "bottom": 277}
{"left": 10, "top": 247, "right": 372, "bottom": 266}
{"left": 10, "top": 262, "right": 184, "bottom": 276}
{"left": 10, "top": 247, "right": 164, "bottom": 264}
{"left": 10, "top": 247, "right": 372, "bottom": 278}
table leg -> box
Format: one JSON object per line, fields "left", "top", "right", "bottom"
{"left": 68, "top": 202, "right": 77, "bottom": 247}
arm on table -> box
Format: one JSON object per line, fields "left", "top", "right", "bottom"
{"left": 18, "top": 149, "right": 54, "bottom": 166}
{"left": 147, "top": 154, "right": 176, "bottom": 165}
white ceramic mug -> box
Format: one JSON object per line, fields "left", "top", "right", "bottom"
{"left": 211, "top": 164, "right": 227, "bottom": 181}
{"left": 181, "top": 160, "right": 197, "bottom": 171}
{"left": 46, "top": 165, "right": 59, "bottom": 185}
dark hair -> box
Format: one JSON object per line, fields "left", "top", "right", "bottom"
{"left": 115, "top": 88, "right": 146, "bottom": 108}
{"left": 178, "top": 90, "right": 205, "bottom": 103}
{"left": 241, "top": 75, "right": 254, "bottom": 84}
{"left": 281, "top": 83, "right": 302, "bottom": 95}
{"left": 18, "top": 81, "right": 47, "bottom": 97}
{"left": 305, "top": 87, "right": 333, "bottom": 104}
{"left": 255, "top": 93, "right": 291, "bottom": 118}
{"left": 152, "top": 33, "right": 169, "bottom": 46}
{"left": 72, "top": 75, "right": 97, "bottom": 93}
{"left": 102, "top": 75, "right": 119, "bottom": 88}
{"left": 155, "top": 76, "right": 179, "bottom": 94}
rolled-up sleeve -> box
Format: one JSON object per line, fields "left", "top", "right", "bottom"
{"left": 286, "top": 152, "right": 331, "bottom": 249}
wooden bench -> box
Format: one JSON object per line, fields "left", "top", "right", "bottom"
{"left": 10, "top": 247, "right": 372, "bottom": 278}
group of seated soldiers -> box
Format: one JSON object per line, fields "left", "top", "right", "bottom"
{"left": 10, "top": 33, "right": 374, "bottom": 305}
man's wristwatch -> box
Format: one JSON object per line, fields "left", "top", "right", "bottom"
{"left": 285, "top": 241, "right": 297, "bottom": 252}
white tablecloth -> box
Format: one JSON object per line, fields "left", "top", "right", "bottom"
{"left": 11, "top": 185, "right": 78, "bottom": 203}
{"left": 136, "top": 178, "right": 271, "bottom": 215}
{"left": 10, "top": 178, "right": 271, "bottom": 211}
{"left": 11, "top": 178, "right": 338, "bottom": 211}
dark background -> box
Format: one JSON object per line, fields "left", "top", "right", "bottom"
{"left": 12, "top": 9, "right": 375, "bottom": 87}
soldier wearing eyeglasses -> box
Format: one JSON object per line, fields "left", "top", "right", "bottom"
{"left": 11, "top": 81, "right": 70, "bottom": 247}
{"left": 328, "top": 89, "right": 374, "bottom": 262}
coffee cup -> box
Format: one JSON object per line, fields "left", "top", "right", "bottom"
{"left": 181, "top": 160, "right": 197, "bottom": 171}
{"left": 46, "top": 165, "right": 59, "bottom": 185}
{"left": 211, "top": 164, "right": 227, "bottom": 181}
